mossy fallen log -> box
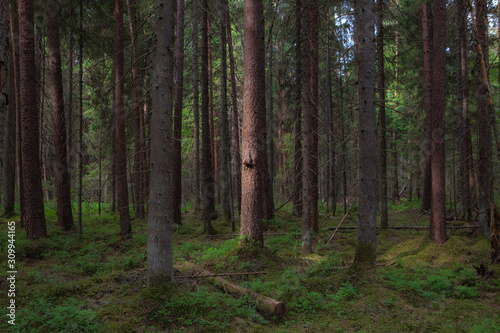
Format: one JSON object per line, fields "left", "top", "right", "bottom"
{"left": 176, "top": 261, "right": 286, "bottom": 318}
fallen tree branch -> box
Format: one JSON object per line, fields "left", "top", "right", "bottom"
{"left": 176, "top": 271, "right": 267, "bottom": 278}
{"left": 328, "top": 199, "right": 357, "bottom": 243}
{"left": 175, "top": 261, "right": 286, "bottom": 318}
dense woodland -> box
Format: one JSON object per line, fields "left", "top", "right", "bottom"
{"left": 1, "top": 0, "right": 500, "bottom": 331}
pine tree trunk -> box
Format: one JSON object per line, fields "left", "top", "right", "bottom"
{"left": 240, "top": 0, "right": 266, "bottom": 246}
{"left": 47, "top": 1, "right": 74, "bottom": 230}
{"left": 293, "top": 0, "right": 302, "bottom": 217}
{"left": 219, "top": 0, "right": 232, "bottom": 222}
{"left": 19, "top": 0, "right": 47, "bottom": 239}
{"left": 429, "top": 0, "right": 447, "bottom": 244}
{"left": 114, "top": 0, "right": 132, "bottom": 240}
{"left": 227, "top": 8, "right": 241, "bottom": 215}
{"left": 66, "top": 6, "right": 74, "bottom": 177}
{"left": 78, "top": 0, "right": 84, "bottom": 233}
{"left": 377, "top": 0, "right": 388, "bottom": 229}
{"left": 172, "top": 0, "right": 185, "bottom": 225}
{"left": 148, "top": 0, "right": 175, "bottom": 286}
{"left": 201, "top": 0, "right": 216, "bottom": 234}
{"left": 353, "top": 0, "right": 377, "bottom": 269}
{"left": 127, "top": 0, "right": 145, "bottom": 220}
{"left": 421, "top": 2, "right": 432, "bottom": 213}
{"left": 391, "top": 131, "right": 399, "bottom": 203}
{"left": 192, "top": 3, "right": 201, "bottom": 213}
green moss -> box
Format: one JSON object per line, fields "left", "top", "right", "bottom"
{"left": 348, "top": 242, "right": 377, "bottom": 275}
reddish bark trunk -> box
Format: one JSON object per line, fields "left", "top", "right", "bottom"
{"left": 114, "top": 0, "right": 132, "bottom": 240}
{"left": 19, "top": 0, "right": 47, "bottom": 239}
{"left": 47, "top": 2, "right": 74, "bottom": 230}
{"left": 240, "top": 0, "right": 266, "bottom": 246}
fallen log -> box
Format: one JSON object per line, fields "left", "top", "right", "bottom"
{"left": 176, "top": 261, "right": 286, "bottom": 318}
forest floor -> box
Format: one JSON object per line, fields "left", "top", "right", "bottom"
{"left": 1, "top": 199, "right": 500, "bottom": 332}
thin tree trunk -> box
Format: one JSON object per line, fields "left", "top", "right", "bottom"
{"left": 114, "top": 0, "right": 132, "bottom": 240}
{"left": 240, "top": 0, "right": 266, "bottom": 246}
{"left": 66, "top": 6, "right": 74, "bottom": 176}
{"left": 148, "top": 0, "right": 175, "bottom": 286}
{"left": 172, "top": 0, "right": 185, "bottom": 225}
{"left": 47, "top": 1, "right": 74, "bottom": 230}
{"left": 208, "top": 22, "right": 217, "bottom": 203}
{"left": 127, "top": 0, "right": 145, "bottom": 220}
{"left": 429, "top": 0, "right": 447, "bottom": 244}
{"left": 201, "top": 0, "right": 216, "bottom": 234}
{"left": 192, "top": 2, "right": 201, "bottom": 213}
{"left": 19, "top": 0, "right": 47, "bottom": 239}
{"left": 392, "top": 131, "right": 399, "bottom": 203}
{"left": 377, "top": 0, "right": 388, "bottom": 229}
{"left": 353, "top": 0, "right": 377, "bottom": 269}
{"left": 227, "top": 7, "right": 241, "bottom": 215}
{"left": 219, "top": 0, "right": 232, "bottom": 221}
{"left": 78, "top": 0, "right": 84, "bottom": 234}
{"left": 293, "top": 0, "right": 302, "bottom": 217}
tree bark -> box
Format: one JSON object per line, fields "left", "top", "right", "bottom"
{"left": 172, "top": 0, "right": 185, "bottom": 225}
{"left": 353, "top": 0, "right": 377, "bottom": 269}
{"left": 192, "top": 2, "right": 201, "bottom": 213}
{"left": 201, "top": 0, "right": 216, "bottom": 234}
{"left": 240, "top": 0, "right": 267, "bottom": 246}
{"left": 429, "top": 0, "right": 447, "bottom": 244}
{"left": 219, "top": 0, "right": 232, "bottom": 221}
{"left": 114, "top": 0, "right": 132, "bottom": 240}
{"left": 19, "top": 0, "right": 47, "bottom": 239}
{"left": 421, "top": 2, "right": 432, "bottom": 213}
{"left": 127, "top": 0, "right": 145, "bottom": 220}
{"left": 148, "top": 0, "right": 175, "bottom": 286}
{"left": 377, "top": 0, "right": 388, "bottom": 229}
{"left": 227, "top": 7, "right": 241, "bottom": 215}
{"left": 293, "top": 0, "right": 302, "bottom": 217}
{"left": 47, "top": 1, "right": 74, "bottom": 231}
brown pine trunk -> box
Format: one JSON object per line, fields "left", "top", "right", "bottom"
{"left": 148, "top": 0, "right": 175, "bottom": 286}
{"left": 47, "top": 2, "right": 74, "bottom": 230}
{"left": 114, "top": 0, "right": 132, "bottom": 240}
{"left": 127, "top": 0, "right": 145, "bottom": 220}
{"left": 201, "top": 0, "right": 216, "bottom": 234}
{"left": 421, "top": 2, "right": 432, "bottom": 213}
{"left": 240, "top": 0, "right": 266, "bottom": 246}
{"left": 19, "top": 0, "right": 47, "bottom": 239}
{"left": 310, "top": 0, "right": 319, "bottom": 232}
{"left": 353, "top": 0, "right": 377, "bottom": 269}
{"left": 192, "top": 4, "right": 201, "bottom": 213}
{"left": 66, "top": 7, "right": 74, "bottom": 174}
{"left": 265, "top": 0, "right": 275, "bottom": 223}
{"left": 301, "top": 0, "right": 312, "bottom": 255}
{"left": 227, "top": 8, "right": 241, "bottom": 215}
{"left": 377, "top": 0, "right": 388, "bottom": 229}
{"left": 172, "top": 0, "right": 185, "bottom": 225}
{"left": 208, "top": 22, "right": 218, "bottom": 203}
{"left": 475, "top": 0, "right": 492, "bottom": 237}
{"left": 391, "top": 131, "right": 399, "bottom": 203}
{"left": 219, "top": 0, "right": 232, "bottom": 222}
{"left": 78, "top": 0, "right": 83, "bottom": 233}
{"left": 429, "top": 0, "right": 447, "bottom": 244}
{"left": 293, "top": 0, "right": 302, "bottom": 217}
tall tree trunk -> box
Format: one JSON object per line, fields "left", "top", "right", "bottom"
{"left": 240, "top": 0, "right": 266, "bottom": 246}
{"left": 429, "top": 0, "right": 447, "bottom": 244}
{"left": 19, "top": 0, "right": 47, "bottom": 239}
{"left": 353, "top": 0, "right": 377, "bottom": 269}
{"left": 457, "top": 0, "right": 472, "bottom": 221}
{"left": 391, "top": 131, "right": 399, "bottom": 203}
{"left": 2, "top": 0, "right": 15, "bottom": 216}
{"left": 301, "top": 0, "right": 312, "bottom": 255}
{"left": 265, "top": 0, "right": 275, "bottom": 223}
{"left": 219, "top": 0, "right": 232, "bottom": 221}
{"left": 127, "top": 0, "right": 145, "bottom": 220}
{"left": 227, "top": 7, "right": 241, "bottom": 215}
{"left": 192, "top": 2, "right": 201, "bottom": 213}
{"left": 475, "top": 0, "right": 492, "bottom": 237}
{"left": 201, "top": 0, "right": 216, "bottom": 234}
{"left": 78, "top": 0, "right": 84, "bottom": 234}
{"left": 309, "top": 0, "right": 319, "bottom": 232}
{"left": 114, "top": 0, "right": 132, "bottom": 240}
{"left": 208, "top": 22, "right": 217, "bottom": 203}
{"left": 326, "top": 21, "right": 335, "bottom": 215}
{"left": 172, "top": 0, "right": 185, "bottom": 225}
{"left": 377, "top": 0, "right": 388, "bottom": 229}
{"left": 421, "top": 2, "right": 432, "bottom": 213}
{"left": 293, "top": 0, "right": 302, "bottom": 217}
{"left": 148, "top": 0, "right": 175, "bottom": 286}
{"left": 47, "top": 1, "right": 74, "bottom": 230}
{"left": 66, "top": 6, "right": 74, "bottom": 176}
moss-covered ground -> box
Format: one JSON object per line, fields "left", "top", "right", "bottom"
{"left": 1, "top": 199, "right": 499, "bottom": 332}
